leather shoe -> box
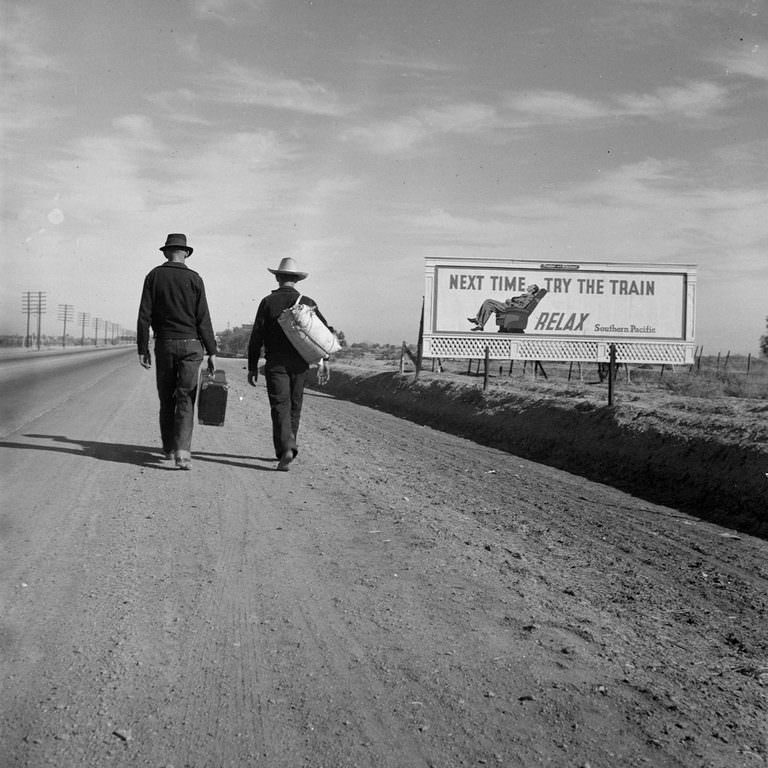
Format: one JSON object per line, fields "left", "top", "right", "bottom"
{"left": 277, "top": 450, "right": 294, "bottom": 471}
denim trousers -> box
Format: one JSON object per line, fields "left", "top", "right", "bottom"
{"left": 264, "top": 363, "right": 307, "bottom": 459}
{"left": 154, "top": 339, "right": 203, "bottom": 454}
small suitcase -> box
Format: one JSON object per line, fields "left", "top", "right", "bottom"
{"left": 198, "top": 369, "right": 228, "bottom": 426}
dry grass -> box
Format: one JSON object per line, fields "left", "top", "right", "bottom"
{"left": 413, "top": 354, "right": 768, "bottom": 401}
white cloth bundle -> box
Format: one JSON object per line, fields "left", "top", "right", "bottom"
{"left": 278, "top": 295, "right": 340, "bottom": 364}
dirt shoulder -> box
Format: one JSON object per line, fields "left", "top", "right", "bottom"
{"left": 310, "top": 358, "right": 768, "bottom": 538}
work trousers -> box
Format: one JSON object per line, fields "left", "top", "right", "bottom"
{"left": 475, "top": 299, "right": 508, "bottom": 327}
{"left": 154, "top": 339, "right": 203, "bottom": 454}
{"left": 264, "top": 363, "right": 307, "bottom": 459}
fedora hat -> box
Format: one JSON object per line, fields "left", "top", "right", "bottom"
{"left": 160, "top": 233, "right": 193, "bottom": 255}
{"left": 268, "top": 257, "right": 307, "bottom": 281}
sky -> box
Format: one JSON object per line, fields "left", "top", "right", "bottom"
{"left": 1, "top": 0, "right": 766, "bottom": 353}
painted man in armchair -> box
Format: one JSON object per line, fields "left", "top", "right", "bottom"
{"left": 468, "top": 284, "right": 548, "bottom": 333}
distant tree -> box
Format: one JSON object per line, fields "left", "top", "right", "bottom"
{"left": 761, "top": 316, "right": 768, "bottom": 357}
{"left": 217, "top": 326, "right": 251, "bottom": 357}
{"left": 216, "top": 324, "right": 346, "bottom": 358}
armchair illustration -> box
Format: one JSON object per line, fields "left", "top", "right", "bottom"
{"left": 495, "top": 288, "right": 548, "bottom": 333}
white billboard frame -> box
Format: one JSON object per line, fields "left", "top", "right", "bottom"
{"left": 423, "top": 257, "right": 697, "bottom": 365}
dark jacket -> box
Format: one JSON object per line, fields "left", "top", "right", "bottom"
{"left": 137, "top": 262, "right": 217, "bottom": 356}
{"left": 248, "top": 286, "right": 331, "bottom": 372}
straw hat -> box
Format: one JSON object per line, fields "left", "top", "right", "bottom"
{"left": 268, "top": 257, "right": 307, "bottom": 281}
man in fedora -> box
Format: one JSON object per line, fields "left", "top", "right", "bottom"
{"left": 247, "top": 257, "right": 332, "bottom": 471}
{"left": 137, "top": 233, "right": 217, "bottom": 470}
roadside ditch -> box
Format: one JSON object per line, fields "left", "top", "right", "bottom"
{"left": 309, "top": 363, "right": 768, "bottom": 538}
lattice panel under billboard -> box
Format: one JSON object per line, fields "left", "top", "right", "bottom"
{"left": 610, "top": 342, "right": 688, "bottom": 364}
{"left": 424, "top": 335, "right": 694, "bottom": 364}
{"left": 516, "top": 339, "right": 600, "bottom": 361}
{"left": 426, "top": 336, "right": 514, "bottom": 359}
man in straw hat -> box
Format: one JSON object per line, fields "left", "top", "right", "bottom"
{"left": 137, "top": 233, "right": 218, "bottom": 470}
{"left": 247, "top": 257, "right": 333, "bottom": 471}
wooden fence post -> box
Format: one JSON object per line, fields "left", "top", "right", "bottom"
{"left": 483, "top": 346, "right": 490, "bottom": 390}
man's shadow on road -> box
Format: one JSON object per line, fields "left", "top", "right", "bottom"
{"left": 0, "top": 434, "right": 276, "bottom": 471}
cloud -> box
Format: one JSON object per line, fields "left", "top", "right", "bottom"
{"left": 342, "top": 102, "right": 497, "bottom": 153}
{"left": 0, "top": 5, "right": 54, "bottom": 72}
{"left": 615, "top": 81, "right": 729, "bottom": 119}
{"left": 713, "top": 42, "right": 768, "bottom": 80}
{"left": 111, "top": 114, "right": 165, "bottom": 147}
{"left": 504, "top": 91, "right": 610, "bottom": 122}
{"left": 352, "top": 50, "right": 456, "bottom": 74}
{"left": 145, "top": 89, "right": 212, "bottom": 125}
{"left": 344, "top": 77, "right": 731, "bottom": 156}
{"left": 0, "top": 6, "right": 66, "bottom": 145}
{"left": 174, "top": 33, "right": 203, "bottom": 62}
{"left": 505, "top": 81, "right": 729, "bottom": 126}
{"left": 202, "top": 61, "right": 349, "bottom": 116}
{"left": 189, "top": 0, "right": 265, "bottom": 25}
{"left": 16, "top": 117, "right": 284, "bottom": 234}
{"left": 397, "top": 156, "right": 768, "bottom": 276}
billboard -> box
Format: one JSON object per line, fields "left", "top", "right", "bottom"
{"left": 423, "top": 258, "right": 697, "bottom": 364}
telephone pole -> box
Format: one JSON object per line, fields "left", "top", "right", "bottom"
{"left": 21, "top": 291, "right": 47, "bottom": 350}
{"left": 21, "top": 292, "right": 33, "bottom": 348}
{"left": 93, "top": 317, "right": 100, "bottom": 346}
{"left": 57, "top": 304, "right": 75, "bottom": 348}
{"left": 36, "top": 292, "right": 46, "bottom": 349}
{"left": 78, "top": 312, "right": 90, "bottom": 346}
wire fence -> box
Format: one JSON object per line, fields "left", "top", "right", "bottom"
{"left": 408, "top": 349, "right": 768, "bottom": 400}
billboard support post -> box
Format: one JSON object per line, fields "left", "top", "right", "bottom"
{"left": 608, "top": 343, "right": 616, "bottom": 406}
{"left": 415, "top": 297, "right": 424, "bottom": 381}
